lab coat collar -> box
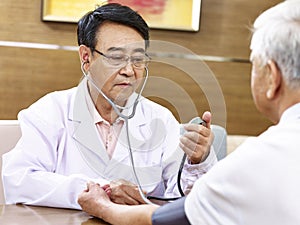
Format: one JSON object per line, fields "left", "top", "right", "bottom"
{"left": 68, "top": 78, "right": 149, "bottom": 170}
{"left": 69, "top": 78, "right": 110, "bottom": 168}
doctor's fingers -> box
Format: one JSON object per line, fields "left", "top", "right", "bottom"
{"left": 110, "top": 186, "right": 141, "bottom": 205}
{"left": 181, "top": 128, "right": 211, "bottom": 145}
{"left": 123, "top": 185, "right": 146, "bottom": 204}
{"left": 183, "top": 123, "right": 211, "bottom": 137}
{"left": 180, "top": 135, "right": 209, "bottom": 163}
{"left": 182, "top": 125, "right": 214, "bottom": 148}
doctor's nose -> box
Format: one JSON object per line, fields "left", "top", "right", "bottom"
{"left": 120, "top": 62, "right": 135, "bottom": 77}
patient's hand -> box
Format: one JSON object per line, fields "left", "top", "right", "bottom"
{"left": 78, "top": 182, "right": 111, "bottom": 219}
{"left": 109, "top": 179, "right": 146, "bottom": 205}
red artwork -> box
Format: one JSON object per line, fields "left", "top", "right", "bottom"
{"left": 108, "top": 0, "right": 167, "bottom": 15}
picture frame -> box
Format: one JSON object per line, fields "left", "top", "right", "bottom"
{"left": 41, "top": 0, "right": 201, "bottom": 31}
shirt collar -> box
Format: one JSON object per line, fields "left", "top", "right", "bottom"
{"left": 84, "top": 79, "right": 141, "bottom": 125}
{"left": 279, "top": 102, "right": 300, "bottom": 124}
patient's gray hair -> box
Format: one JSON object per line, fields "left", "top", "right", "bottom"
{"left": 250, "top": 0, "right": 300, "bottom": 89}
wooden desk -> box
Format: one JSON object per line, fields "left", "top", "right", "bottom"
{"left": 0, "top": 204, "right": 110, "bottom": 225}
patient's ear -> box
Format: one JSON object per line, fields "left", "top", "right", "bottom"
{"left": 266, "top": 60, "right": 282, "bottom": 100}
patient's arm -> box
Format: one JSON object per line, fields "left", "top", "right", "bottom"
{"left": 78, "top": 182, "right": 157, "bottom": 225}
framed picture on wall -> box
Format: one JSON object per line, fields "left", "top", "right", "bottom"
{"left": 41, "top": 0, "right": 202, "bottom": 31}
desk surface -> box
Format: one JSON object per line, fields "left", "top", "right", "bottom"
{"left": 0, "top": 204, "right": 110, "bottom": 225}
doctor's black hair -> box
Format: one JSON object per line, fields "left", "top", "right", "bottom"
{"left": 77, "top": 3, "right": 149, "bottom": 50}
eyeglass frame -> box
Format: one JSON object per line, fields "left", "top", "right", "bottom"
{"left": 92, "top": 48, "right": 151, "bottom": 69}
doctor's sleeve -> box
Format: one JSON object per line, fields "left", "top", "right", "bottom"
{"left": 1, "top": 105, "right": 104, "bottom": 209}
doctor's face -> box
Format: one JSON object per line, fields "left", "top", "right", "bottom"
{"left": 88, "top": 22, "right": 148, "bottom": 105}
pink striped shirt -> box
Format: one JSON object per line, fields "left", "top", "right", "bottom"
{"left": 84, "top": 84, "right": 124, "bottom": 159}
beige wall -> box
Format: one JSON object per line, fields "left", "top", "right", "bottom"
{"left": 0, "top": 0, "right": 282, "bottom": 135}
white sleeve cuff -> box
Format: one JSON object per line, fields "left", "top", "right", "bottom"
{"left": 184, "top": 146, "right": 218, "bottom": 176}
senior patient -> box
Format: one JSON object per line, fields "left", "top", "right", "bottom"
{"left": 78, "top": 0, "right": 300, "bottom": 224}
{"left": 2, "top": 3, "right": 216, "bottom": 209}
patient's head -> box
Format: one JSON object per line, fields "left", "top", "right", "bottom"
{"left": 249, "top": 0, "right": 300, "bottom": 123}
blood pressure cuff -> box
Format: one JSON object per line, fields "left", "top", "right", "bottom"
{"left": 152, "top": 197, "right": 191, "bottom": 225}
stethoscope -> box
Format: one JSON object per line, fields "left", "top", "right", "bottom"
{"left": 81, "top": 62, "right": 186, "bottom": 205}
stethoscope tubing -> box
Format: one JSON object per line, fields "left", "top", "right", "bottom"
{"left": 81, "top": 62, "right": 185, "bottom": 205}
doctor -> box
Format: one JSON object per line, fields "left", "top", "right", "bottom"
{"left": 2, "top": 3, "right": 216, "bottom": 209}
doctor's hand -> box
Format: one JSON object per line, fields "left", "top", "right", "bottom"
{"left": 109, "top": 179, "right": 146, "bottom": 205}
{"left": 179, "top": 111, "right": 214, "bottom": 164}
{"left": 78, "top": 181, "right": 112, "bottom": 219}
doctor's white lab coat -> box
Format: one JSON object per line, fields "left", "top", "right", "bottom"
{"left": 2, "top": 79, "right": 216, "bottom": 209}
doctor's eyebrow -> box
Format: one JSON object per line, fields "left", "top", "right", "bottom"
{"left": 106, "top": 47, "right": 146, "bottom": 54}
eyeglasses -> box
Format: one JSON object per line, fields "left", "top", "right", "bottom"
{"left": 93, "top": 49, "right": 150, "bottom": 69}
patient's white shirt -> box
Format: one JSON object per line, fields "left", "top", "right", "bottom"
{"left": 185, "top": 103, "right": 300, "bottom": 225}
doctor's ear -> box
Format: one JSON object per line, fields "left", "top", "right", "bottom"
{"left": 83, "top": 56, "right": 89, "bottom": 63}
{"left": 79, "top": 45, "right": 90, "bottom": 64}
